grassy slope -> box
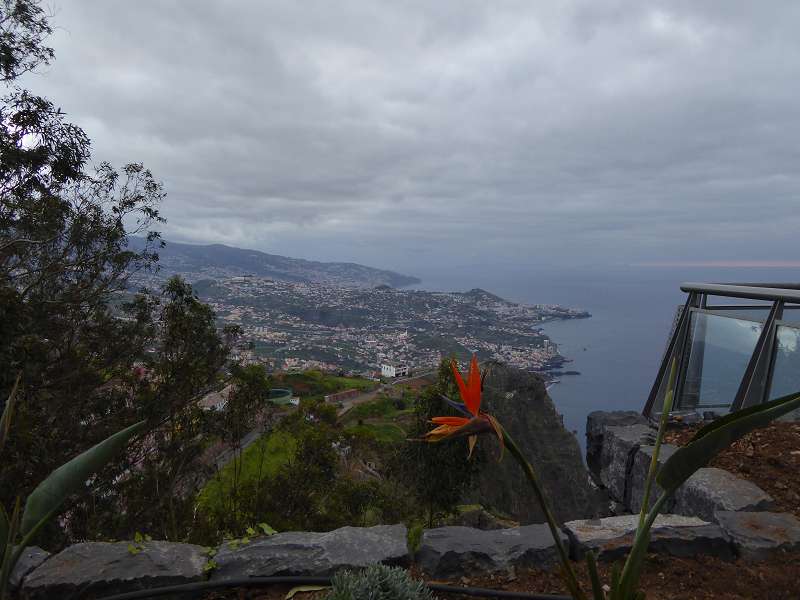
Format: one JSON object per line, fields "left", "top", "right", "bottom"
{"left": 197, "top": 430, "right": 297, "bottom": 513}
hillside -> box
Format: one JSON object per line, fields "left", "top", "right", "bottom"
{"left": 129, "top": 237, "right": 420, "bottom": 288}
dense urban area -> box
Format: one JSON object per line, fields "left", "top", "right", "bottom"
{"left": 143, "top": 273, "right": 590, "bottom": 378}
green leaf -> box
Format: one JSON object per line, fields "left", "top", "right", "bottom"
{"left": 609, "top": 563, "right": 621, "bottom": 600}
{"left": 585, "top": 551, "right": 605, "bottom": 600}
{"left": 258, "top": 522, "right": 277, "bottom": 535}
{"left": 20, "top": 420, "right": 146, "bottom": 535}
{"left": 134, "top": 531, "right": 143, "bottom": 543}
{"left": 0, "top": 504, "right": 8, "bottom": 563}
{"left": 203, "top": 559, "right": 218, "bottom": 572}
{"left": 285, "top": 585, "right": 329, "bottom": 599}
{"left": 246, "top": 526, "right": 256, "bottom": 536}
{"left": 0, "top": 373, "right": 21, "bottom": 451}
{"left": 657, "top": 392, "right": 800, "bottom": 491}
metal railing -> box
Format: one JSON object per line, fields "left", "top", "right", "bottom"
{"left": 643, "top": 282, "right": 800, "bottom": 419}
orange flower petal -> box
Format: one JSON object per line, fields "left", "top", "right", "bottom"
{"left": 431, "top": 416, "right": 471, "bottom": 426}
{"left": 465, "top": 355, "right": 481, "bottom": 416}
{"left": 451, "top": 359, "right": 470, "bottom": 408}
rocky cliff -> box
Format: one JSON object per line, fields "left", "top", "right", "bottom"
{"left": 466, "top": 365, "right": 608, "bottom": 523}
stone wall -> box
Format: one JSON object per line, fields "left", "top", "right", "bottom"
{"left": 15, "top": 514, "right": 800, "bottom": 597}
{"left": 585, "top": 411, "right": 776, "bottom": 520}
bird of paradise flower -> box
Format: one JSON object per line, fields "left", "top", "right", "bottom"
{"left": 418, "top": 355, "right": 585, "bottom": 600}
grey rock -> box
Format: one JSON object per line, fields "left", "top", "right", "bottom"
{"left": 211, "top": 525, "right": 408, "bottom": 580}
{"left": 564, "top": 514, "right": 733, "bottom": 561}
{"left": 22, "top": 541, "right": 207, "bottom": 600}
{"left": 598, "top": 424, "right": 654, "bottom": 504}
{"left": 416, "top": 525, "right": 568, "bottom": 578}
{"left": 586, "top": 411, "right": 649, "bottom": 479}
{"left": 716, "top": 511, "right": 800, "bottom": 560}
{"left": 628, "top": 444, "right": 679, "bottom": 515}
{"left": 9, "top": 546, "right": 49, "bottom": 590}
{"left": 672, "top": 467, "right": 774, "bottom": 522}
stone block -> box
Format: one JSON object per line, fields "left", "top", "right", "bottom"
{"left": 563, "top": 514, "right": 733, "bottom": 562}
{"left": 628, "top": 444, "right": 679, "bottom": 515}
{"left": 211, "top": 524, "right": 408, "bottom": 580}
{"left": 598, "top": 424, "right": 654, "bottom": 504}
{"left": 716, "top": 511, "right": 800, "bottom": 560}
{"left": 672, "top": 467, "right": 774, "bottom": 522}
{"left": 22, "top": 541, "right": 207, "bottom": 600}
{"left": 416, "top": 525, "right": 567, "bottom": 578}
{"left": 586, "top": 411, "right": 648, "bottom": 478}
{"left": 9, "top": 546, "right": 49, "bottom": 590}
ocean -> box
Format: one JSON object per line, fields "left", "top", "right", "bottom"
{"left": 411, "top": 264, "right": 799, "bottom": 452}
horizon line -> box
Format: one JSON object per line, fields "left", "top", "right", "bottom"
{"left": 631, "top": 261, "right": 800, "bottom": 268}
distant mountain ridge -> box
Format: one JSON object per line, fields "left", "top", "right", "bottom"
{"left": 129, "top": 237, "right": 420, "bottom": 288}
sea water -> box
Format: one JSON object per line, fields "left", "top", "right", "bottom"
{"left": 412, "top": 264, "right": 799, "bottom": 452}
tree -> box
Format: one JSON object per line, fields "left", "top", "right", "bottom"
{"left": 0, "top": 1, "right": 166, "bottom": 546}
{"left": 389, "top": 359, "right": 482, "bottom": 527}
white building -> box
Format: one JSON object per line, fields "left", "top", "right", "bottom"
{"left": 381, "top": 363, "right": 409, "bottom": 378}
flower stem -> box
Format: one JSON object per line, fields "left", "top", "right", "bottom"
{"left": 501, "top": 425, "right": 587, "bottom": 600}
{"left": 637, "top": 357, "right": 677, "bottom": 531}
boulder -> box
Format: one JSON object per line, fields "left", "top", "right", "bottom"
{"left": 416, "top": 525, "right": 567, "bottom": 578}
{"left": 9, "top": 546, "right": 49, "bottom": 590}
{"left": 627, "top": 444, "right": 679, "bottom": 514}
{"left": 672, "top": 467, "right": 774, "bottom": 522}
{"left": 598, "top": 424, "right": 654, "bottom": 504}
{"left": 21, "top": 541, "right": 207, "bottom": 600}
{"left": 586, "top": 411, "right": 648, "bottom": 478}
{"left": 563, "top": 514, "right": 733, "bottom": 561}
{"left": 716, "top": 511, "right": 800, "bottom": 560}
{"left": 211, "top": 525, "right": 408, "bottom": 580}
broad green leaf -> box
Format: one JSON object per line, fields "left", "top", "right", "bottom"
{"left": 20, "top": 420, "right": 146, "bottom": 535}
{"left": 285, "top": 585, "right": 329, "bottom": 599}
{"left": 658, "top": 392, "right": 800, "bottom": 491}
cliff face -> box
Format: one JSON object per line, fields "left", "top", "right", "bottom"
{"left": 466, "top": 364, "right": 608, "bottom": 524}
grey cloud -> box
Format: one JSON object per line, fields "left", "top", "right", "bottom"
{"left": 20, "top": 0, "right": 800, "bottom": 271}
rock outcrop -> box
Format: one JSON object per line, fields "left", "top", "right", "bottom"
{"left": 467, "top": 365, "right": 608, "bottom": 524}
{"left": 211, "top": 525, "right": 408, "bottom": 580}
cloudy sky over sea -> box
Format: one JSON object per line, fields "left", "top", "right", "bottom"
{"left": 24, "top": 1, "right": 800, "bottom": 272}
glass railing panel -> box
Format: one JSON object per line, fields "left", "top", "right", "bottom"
{"left": 677, "top": 311, "right": 762, "bottom": 413}
{"left": 769, "top": 324, "right": 800, "bottom": 401}
{"left": 706, "top": 307, "right": 772, "bottom": 322}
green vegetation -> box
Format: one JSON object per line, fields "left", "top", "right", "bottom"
{"left": 347, "top": 422, "right": 407, "bottom": 444}
{"left": 327, "top": 565, "right": 434, "bottom": 600}
{"left": 275, "top": 371, "right": 376, "bottom": 404}
{"left": 196, "top": 431, "right": 296, "bottom": 520}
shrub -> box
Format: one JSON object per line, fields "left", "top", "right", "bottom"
{"left": 327, "top": 565, "right": 434, "bottom": 600}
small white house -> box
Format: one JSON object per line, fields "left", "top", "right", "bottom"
{"left": 381, "top": 363, "right": 409, "bottom": 378}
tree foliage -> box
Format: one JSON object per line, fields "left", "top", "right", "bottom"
{"left": 0, "top": 1, "right": 234, "bottom": 547}
{"left": 389, "top": 359, "right": 482, "bottom": 526}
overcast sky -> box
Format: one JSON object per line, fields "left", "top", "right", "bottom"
{"left": 21, "top": 1, "right": 800, "bottom": 273}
